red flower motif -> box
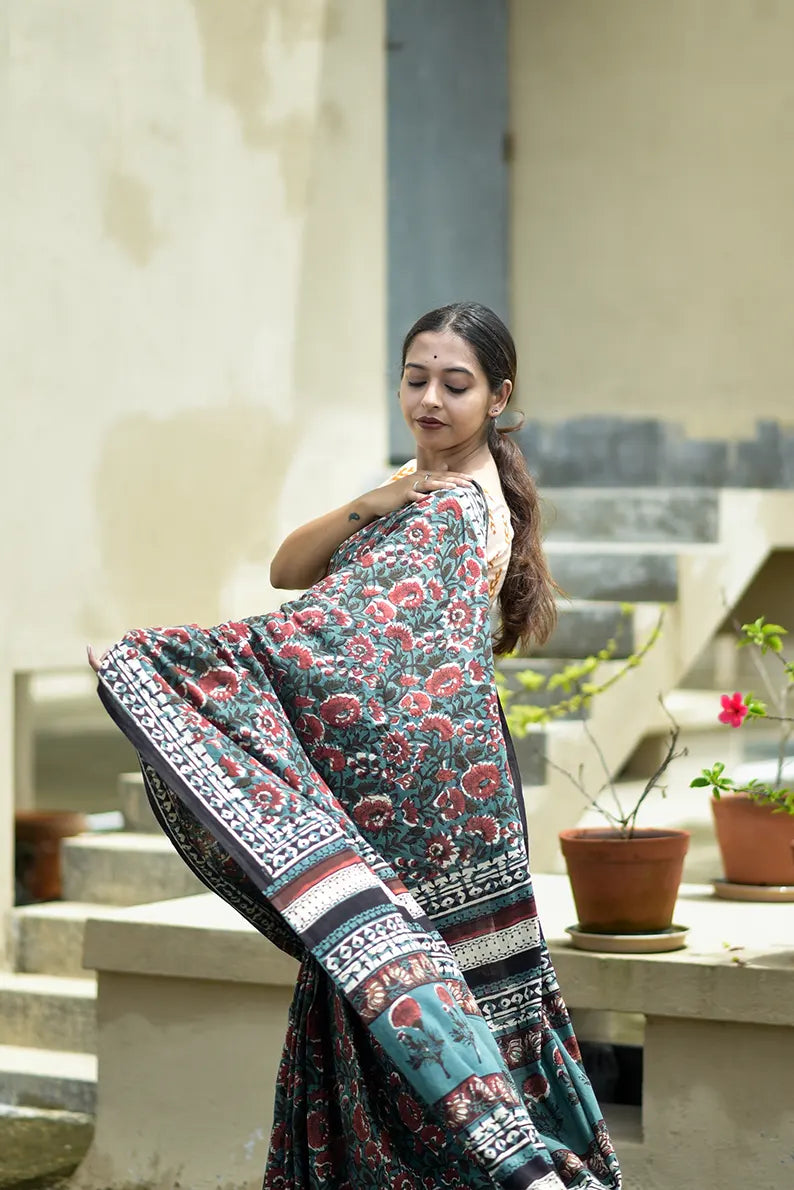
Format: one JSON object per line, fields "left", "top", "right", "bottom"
{"left": 400, "top": 798, "right": 419, "bottom": 825}
{"left": 294, "top": 606, "right": 327, "bottom": 631}
{"left": 467, "top": 659, "right": 485, "bottom": 682}
{"left": 406, "top": 521, "right": 432, "bottom": 547}
{"left": 563, "top": 1034, "right": 582, "bottom": 1062}
{"left": 718, "top": 691, "right": 749, "bottom": 728}
{"left": 320, "top": 694, "right": 362, "bottom": 728}
{"left": 352, "top": 795, "right": 394, "bottom": 832}
{"left": 268, "top": 620, "right": 295, "bottom": 642}
{"left": 389, "top": 579, "right": 425, "bottom": 608}
{"left": 435, "top": 985, "right": 455, "bottom": 1009}
{"left": 382, "top": 731, "right": 411, "bottom": 765}
{"left": 352, "top": 1103, "right": 371, "bottom": 1142}
{"left": 435, "top": 788, "right": 466, "bottom": 820}
{"left": 425, "top": 834, "right": 456, "bottom": 869}
{"left": 426, "top": 664, "right": 464, "bottom": 698}
{"left": 455, "top": 558, "right": 481, "bottom": 587}
{"left": 428, "top": 579, "right": 444, "bottom": 600}
{"left": 399, "top": 691, "right": 432, "bottom": 715}
{"left": 466, "top": 814, "right": 499, "bottom": 842}
{"left": 283, "top": 765, "right": 301, "bottom": 790}
{"left": 523, "top": 1073, "right": 549, "bottom": 1101}
{"left": 420, "top": 714, "right": 455, "bottom": 740}
{"left": 390, "top": 995, "right": 422, "bottom": 1029}
{"left": 367, "top": 698, "right": 387, "bottom": 724}
{"left": 385, "top": 624, "right": 415, "bottom": 650}
{"left": 462, "top": 762, "right": 502, "bottom": 801}
{"left": 279, "top": 643, "right": 314, "bottom": 670}
{"left": 364, "top": 599, "right": 396, "bottom": 623}
{"left": 295, "top": 713, "right": 324, "bottom": 741}
{"left": 197, "top": 667, "right": 240, "bottom": 701}
{"left": 306, "top": 1108, "right": 329, "bottom": 1151}
{"left": 436, "top": 496, "right": 462, "bottom": 519}
{"left": 220, "top": 755, "right": 243, "bottom": 778}
{"left": 445, "top": 599, "right": 474, "bottom": 631}
{"left": 397, "top": 1093, "right": 423, "bottom": 1133}
{"left": 349, "top": 634, "right": 376, "bottom": 664}
{"left": 314, "top": 744, "right": 346, "bottom": 772}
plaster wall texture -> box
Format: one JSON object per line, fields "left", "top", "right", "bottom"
{"left": 510, "top": 0, "right": 794, "bottom": 438}
{"left": 73, "top": 971, "right": 293, "bottom": 1190}
{"left": 1, "top": 0, "right": 386, "bottom": 673}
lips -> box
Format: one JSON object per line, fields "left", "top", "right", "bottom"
{"left": 417, "top": 417, "right": 446, "bottom": 427}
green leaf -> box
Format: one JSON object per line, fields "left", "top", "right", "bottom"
{"left": 689, "top": 777, "right": 710, "bottom": 787}
{"left": 761, "top": 623, "right": 787, "bottom": 636}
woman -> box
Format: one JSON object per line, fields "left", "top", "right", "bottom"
{"left": 89, "top": 303, "right": 621, "bottom": 1190}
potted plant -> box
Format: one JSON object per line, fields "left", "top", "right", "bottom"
{"left": 689, "top": 616, "right": 794, "bottom": 895}
{"left": 498, "top": 610, "right": 690, "bottom": 942}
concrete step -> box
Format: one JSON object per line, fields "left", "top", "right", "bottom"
{"left": 544, "top": 543, "right": 686, "bottom": 602}
{"left": 542, "top": 488, "right": 719, "bottom": 543}
{"left": 0, "top": 974, "right": 96, "bottom": 1054}
{"left": 0, "top": 1102, "right": 95, "bottom": 1185}
{"left": 528, "top": 601, "right": 637, "bottom": 660}
{"left": 61, "top": 832, "right": 204, "bottom": 906}
{"left": 11, "top": 903, "right": 125, "bottom": 978}
{"left": 0, "top": 1046, "right": 96, "bottom": 1114}
{"left": 118, "top": 771, "right": 159, "bottom": 833}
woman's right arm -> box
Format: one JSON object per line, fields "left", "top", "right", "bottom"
{"left": 269, "top": 469, "right": 473, "bottom": 590}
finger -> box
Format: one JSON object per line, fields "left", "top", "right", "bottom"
{"left": 86, "top": 645, "right": 99, "bottom": 673}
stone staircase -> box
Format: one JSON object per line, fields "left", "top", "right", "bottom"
{"left": 502, "top": 486, "right": 794, "bottom": 868}
{"left": 0, "top": 776, "right": 202, "bottom": 1118}
{"left": 3, "top": 483, "right": 793, "bottom": 1134}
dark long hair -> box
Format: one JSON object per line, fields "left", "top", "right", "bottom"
{"left": 401, "top": 302, "right": 557, "bottom": 655}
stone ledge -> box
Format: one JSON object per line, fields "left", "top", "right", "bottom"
{"left": 536, "top": 874, "right": 794, "bottom": 1029}
{"left": 82, "top": 877, "right": 794, "bottom": 1030}
{"left": 82, "top": 894, "right": 298, "bottom": 987}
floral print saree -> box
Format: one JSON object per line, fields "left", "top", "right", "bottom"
{"left": 95, "top": 485, "right": 621, "bottom": 1190}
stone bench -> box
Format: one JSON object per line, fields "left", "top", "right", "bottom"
{"left": 71, "top": 876, "right": 794, "bottom": 1190}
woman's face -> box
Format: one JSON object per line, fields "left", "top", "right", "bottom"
{"left": 399, "top": 329, "right": 510, "bottom": 450}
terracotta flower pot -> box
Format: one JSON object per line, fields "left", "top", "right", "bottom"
{"left": 559, "top": 827, "right": 690, "bottom": 934}
{"left": 15, "top": 810, "right": 88, "bottom": 903}
{"left": 711, "top": 794, "right": 794, "bottom": 886}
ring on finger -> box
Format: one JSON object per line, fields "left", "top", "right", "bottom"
{"left": 424, "top": 473, "right": 430, "bottom": 481}
{"left": 412, "top": 479, "right": 420, "bottom": 491}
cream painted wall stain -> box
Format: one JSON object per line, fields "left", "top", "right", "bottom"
{"left": 93, "top": 405, "right": 297, "bottom": 628}
{"left": 103, "top": 169, "right": 161, "bottom": 267}
{"left": 190, "top": 0, "right": 325, "bottom": 210}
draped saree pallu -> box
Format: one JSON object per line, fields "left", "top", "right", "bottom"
{"left": 95, "top": 486, "right": 622, "bottom": 1190}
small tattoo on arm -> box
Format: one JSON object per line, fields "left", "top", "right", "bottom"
{"left": 348, "top": 511, "right": 361, "bottom": 522}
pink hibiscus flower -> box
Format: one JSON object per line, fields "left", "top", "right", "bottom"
{"left": 718, "top": 692, "right": 749, "bottom": 728}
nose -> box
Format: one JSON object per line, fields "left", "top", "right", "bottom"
{"left": 419, "top": 380, "right": 442, "bottom": 409}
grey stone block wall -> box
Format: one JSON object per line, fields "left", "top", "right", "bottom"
{"left": 512, "top": 418, "right": 794, "bottom": 488}
{"left": 392, "top": 417, "right": 794, "bottom": 488}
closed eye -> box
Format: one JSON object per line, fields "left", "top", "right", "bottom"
{"left": 407, "top": 380, "right": 467, "bottom": 394}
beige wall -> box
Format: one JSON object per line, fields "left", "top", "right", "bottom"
{"left": 1, "top": 0, "right": 385, "bottom": 671}
{"left": 510, "top": 0, "right": 794, "bottom": 437}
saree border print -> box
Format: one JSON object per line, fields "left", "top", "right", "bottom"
{"left": 95, "top": 486, "right": 621, "bottom": 1190}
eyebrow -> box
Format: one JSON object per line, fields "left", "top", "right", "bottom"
{"left": 404, "top": 362, "right": 475, "bottom": 378}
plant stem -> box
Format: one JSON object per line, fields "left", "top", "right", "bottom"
{"left": 577, "top": 688, "right": 627, "bottom": 822}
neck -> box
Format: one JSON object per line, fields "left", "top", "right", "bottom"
{"left": 415, "top": 436, "right": 492, "bottom": 474}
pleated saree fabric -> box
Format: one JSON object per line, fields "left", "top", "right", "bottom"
{"left": 95, "top": 486, "right": 621, "bottom": 1190}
